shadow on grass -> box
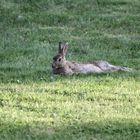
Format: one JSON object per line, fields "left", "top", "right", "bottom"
{"left": 0, "top": 119, "right": 140, "bottom": 140}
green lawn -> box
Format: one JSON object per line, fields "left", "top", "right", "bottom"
{"left": 0, "top": 0, "right": 140, "bottom": 140}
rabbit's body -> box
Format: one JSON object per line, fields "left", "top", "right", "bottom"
{"left": 53, "top": 60, "right": 131, "bottom": 75}
{"left": 52, "top": 42, "right": 132, "bottom": 75}
{"left": 53, "top": 61, "right": 102, "bottom": 74}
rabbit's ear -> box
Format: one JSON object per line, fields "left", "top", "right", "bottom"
{"left": 58, "top": 42, "right": 68, "bottom": 57}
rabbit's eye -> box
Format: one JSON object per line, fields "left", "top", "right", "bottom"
{"left": 58, "top": 58, "right": 61, "bottom": 62}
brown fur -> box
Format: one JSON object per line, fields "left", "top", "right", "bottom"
{"left": 52, "top": 42, "right": 132, "bottom": 75}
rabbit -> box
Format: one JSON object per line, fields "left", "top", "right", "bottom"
{"left": 52, "top": 42, "right": 132, "bottom": 75}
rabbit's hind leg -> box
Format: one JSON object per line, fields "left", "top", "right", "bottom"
{"left": 95, "top": 61, "right": 124, "bottom": 72}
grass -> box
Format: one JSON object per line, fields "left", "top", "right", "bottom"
{"left": 0, "top": 0, "right": 140, "bottom": 139}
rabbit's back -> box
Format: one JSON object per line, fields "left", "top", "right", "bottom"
{"left": 67, "top": 60, "right": 130, "bottom": 74}
{"left": 67, "top": 61, "right": 103, "bottom": 74}
{"left": 76, "top": 63, "right": 103, "bottom": 74}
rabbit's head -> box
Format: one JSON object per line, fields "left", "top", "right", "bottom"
{"left": 52, "top": 42, "right": 68, "bottom": 71}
